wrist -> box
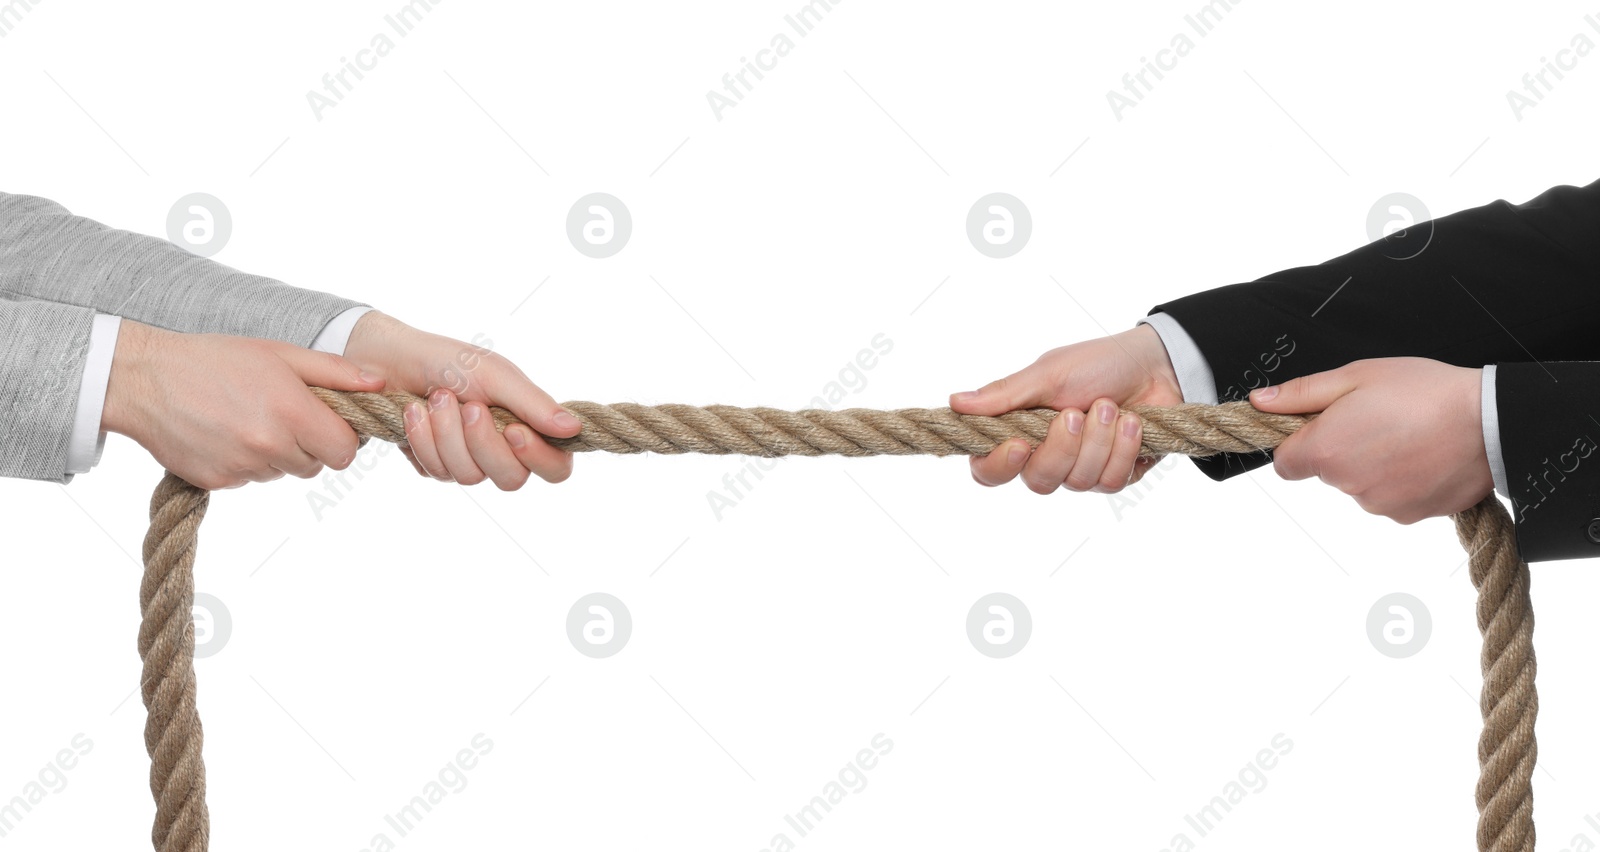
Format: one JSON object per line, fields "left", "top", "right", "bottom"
{"left": 103, "top": 319, "right": 162, "bottom": 439}
{"left": 342, "top": 309, "right": 406, "bottom": 365}
{"left": 1126, "top": 323, "right": 1183, "bottom": 400}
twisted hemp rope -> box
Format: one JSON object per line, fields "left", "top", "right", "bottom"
{"left": 138, "top": 390, "right": 1536, "bottom": 852}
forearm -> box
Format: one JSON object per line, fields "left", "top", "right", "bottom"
{"left": 0, "top": 296, "right": 98, "bottom": 483}
{"left": 0, "top": 192, "right": 364, "bottom": 346}
{"left": 1494, "top": 361, "right": 1600, "bottom": 562}
{"left": 1149, "top": 180, "right": 1600, "bottom": 398}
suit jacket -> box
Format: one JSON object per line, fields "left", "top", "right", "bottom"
{"left": 1149, "top": 178, "right": 1600, "bottom": 563}
{"left": 0, "top": 192, "right": 361, "bottom": 482}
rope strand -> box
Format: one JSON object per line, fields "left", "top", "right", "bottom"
{"left": 137, "top": 389, "right": 1535, "bottom": 852}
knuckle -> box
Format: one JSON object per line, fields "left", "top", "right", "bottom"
{"left": 1022, "top": 474, "right": 1058, "bottom": 495}
{"left": 495, "top": 471, "right": 530, "bottom": 492}
{"left": 240, "top": 430, "right": 277, "bottom": 454}
{"left": 1046, "top": 412, "right": 1076, "bottom": 444}
{"left": 538, "top": 461, "right": 574, "bottom": 484}
{"left": 1064, "top": 470, "right": 1097, "bottom": 492}
{"left": 982, "top": 376, "right": 1011, "bottom": 397}
{"left": 1307, "top": 444, "right": 1337, "bottom": 473}
{"left": 326, "top": 450, "right": 354, "bottom": 471}
{"left": 969, "top": 460, "right": 997, "bottom": 487}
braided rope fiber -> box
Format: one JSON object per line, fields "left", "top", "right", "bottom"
{"left": 138, "top": 390, "right": 1535, "bottom": 852}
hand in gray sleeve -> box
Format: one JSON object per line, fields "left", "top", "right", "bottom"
{"left": 1139, "top": 311, "right": 1510, "bottom": 494}
{"left": 0, "top": 294, "right": 97, "bottom": 483}
{"left": 0, "top": 191, "right": 363, "bottom": 345}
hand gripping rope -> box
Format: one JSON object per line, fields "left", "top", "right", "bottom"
{"left": 136, "top": 391, "right": 1536, "bottom": 852}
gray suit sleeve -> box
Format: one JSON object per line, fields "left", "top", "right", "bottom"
{"left": 0, "top": 294, "right": 95, "bottom": 483}
{"left": 0, "top": 192, "right": 364, "bottom": 346}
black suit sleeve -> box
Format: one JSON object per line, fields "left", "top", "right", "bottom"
{"left": 1496, "top": 362, "right": 1600, "bottom": 562}
{"left": 1145, "top": 178, "right": 1600, "bottom": 560}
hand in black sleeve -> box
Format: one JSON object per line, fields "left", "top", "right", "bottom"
{"left": 1148, "top": 178, "right": 1600, "bottom": 486}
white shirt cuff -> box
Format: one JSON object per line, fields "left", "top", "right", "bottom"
{"left": 1137, "top": 312, "right": 1217, "bottom": 405}
{"left": 309, "top": 305, "right": 374, "bottom": 356}
{"left": 65, "top": 313, "right": 123, "bottom": 476}
{"left": 1482, "top": 365, "right": 1509, "bottom": 498}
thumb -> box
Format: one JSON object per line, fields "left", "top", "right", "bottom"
{"left": 483, "top": 372, "right": 582, "bottom": 439}
{"left": 278, "top": 346, "right": 386, "bottom": 393}
{"left": 1249, "top": 365, "right": 1359, "bottom": 414}
{"left": 950, "top": 362, "right": 1057, "bottom": 415}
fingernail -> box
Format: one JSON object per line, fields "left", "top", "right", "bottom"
{"left": 1254, "top": 386, "right": 1278, "bottom": 402}
{"left": 1006, "top": 443, "right": 1028, "bottom": 466}
{"left": 953, "top": 391, "right": 978, "bottom": 402}
{"left": 1066, "top": 411, "right": 1084, "bottom": 435}
{"left": 463, "top": 403, "right": 481, "bottom": 426}
{"left": 1120, "top": 414, "right": 1140, "bottom": 438}
{"left": 553, "top": 410, "right": 580, "bottom": 430}
{"left": 506, "top": 425, "right": 527, "bottom": 448}
{"left": 1098, "top": 402, "right": 1116, "bottom": 424}
{"left": 430, "top": 389, "right": 449, "bottom": 409}
{"left": 359, "top": 370, "right": 380, "bottom": 384}
{"left": 404, "top": 403, "right": 421, "bottom": 427}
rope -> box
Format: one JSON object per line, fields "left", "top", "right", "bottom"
{"left": 138, "top": 389, "right": 1536, "bottom": 852}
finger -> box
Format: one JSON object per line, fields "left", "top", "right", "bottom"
{"left": 1270, "top": 427, "right": 1322, "bottom": 482}
{"left": 287, "top": 397, "right": 362, "bottom": 473}
{"left": 275, "top": 445, "right": 325, "bottom": 480}
{"left": 462, "top": 401, "right": 530, "bottom": 491}
{"left": 1127, "top": 455, "right": 1160, "bottom": 486}
{"left": 1064, "top": 399, "right": 1119, "bottom": 492}
{"left": 427, "top": 389, "right": 487, "bottom": 485}
{"left": 969, "top": 438, "right": 1033, "bottom": 487}
{"left": 1020, "top": 409, "right": 1085, "bottom": 494}
{"left": 404, "top": 399, "right": 452, "bottom": 481}
{"left": 949, "top": 361, "right": 1057, "bottom": 416}
{"left": 1249, "top": 363, "right": 1361, "bottom": 414}
{"left": 473, "top": 366, "right": 578, "bottom": 482}
{"left": 277, "top": 345, "right": 386, "bottom": 393}
{"left": 1092, "top": 411, "right": 1143, "bottom": 492}
{"left": 504, "top": 423, "right": 574, "bottom": 484}
{"left": 241, "top": 466, "right": 288, "bottom": 485}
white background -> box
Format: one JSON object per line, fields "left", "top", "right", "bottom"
{"left": 2, "top": 1, "right": 1598, "bottom": 849}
